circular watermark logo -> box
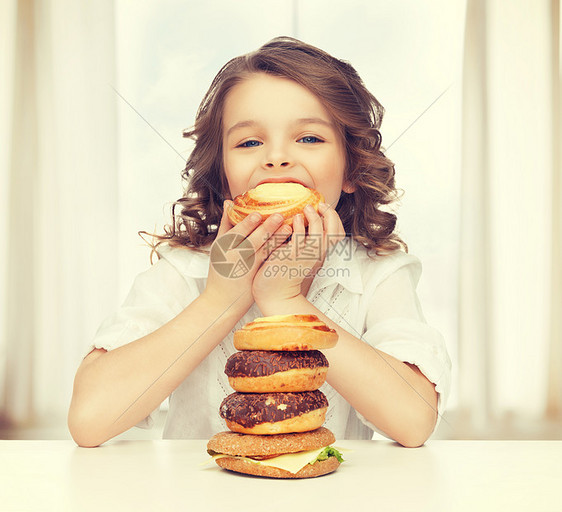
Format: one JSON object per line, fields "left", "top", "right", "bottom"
{"left": 210, "top": 233, "right": 255, "bottom": 278}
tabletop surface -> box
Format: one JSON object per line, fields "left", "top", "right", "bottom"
{"left": 1, "top": 439, "right": 561, "bottom": 512}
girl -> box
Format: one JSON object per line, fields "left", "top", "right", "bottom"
{"left": 68, "top": 37, "right": 451, "bottom": 448}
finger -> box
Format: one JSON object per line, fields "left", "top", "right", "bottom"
{"left": 224, "top": 210, "right": 263, "bottom": 244}
{"left": 245, "top": 213, "right": 287, "bottom": 255}
{"left": 304, "top": 204, "right": 324, "bottom": 236}
{"left": 318, "top": 201, "right": 344, "bottom": 233}
{"left": 319, "top": 203, "right": 346, "bottom": 254}
{"left": 216, "top": 200, "right": 235, "bottom": 239}
{"left": 317, "top": 201, "right": 330, "bottom": 217}
{"left": 254, "top": 222, "right": 292, "bottom": 266}
{"left": 292, "top": 213, "right": 307, "bottom": 258}
{"left": 293, "top": 213, "right": 305, "bottom": 236}
{"left": 303, "top": 204, "right": 325, "bottom": 259}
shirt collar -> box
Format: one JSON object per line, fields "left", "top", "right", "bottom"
{"left": 309, "top": 237, "right": 365, "bottom": 295}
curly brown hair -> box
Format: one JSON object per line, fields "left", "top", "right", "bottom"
{"left": 146, "top": 36, "right": 406, "bottom": 257}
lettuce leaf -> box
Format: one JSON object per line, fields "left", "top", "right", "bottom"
{"left": 313, "top": 446, "right": 344, "bottom": 464}
{"left": 208, "top": 445, "right": 345, "bottom": 467}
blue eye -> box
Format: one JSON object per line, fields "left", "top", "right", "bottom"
{"left": 238, "top": 140, "right": 262, "bottom": 148}
{"left": 298, "top": 136, "right": 323, "bottom": 144}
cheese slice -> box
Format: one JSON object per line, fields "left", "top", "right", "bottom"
{"left": 212, "top": 446, "right": 327, "bottom": 474}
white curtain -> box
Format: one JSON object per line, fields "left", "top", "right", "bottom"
{"left": 458, "top": 0, "right": 561, "bottom": 434}
{"left": 0, "top": 0, "right": 118, "bottom": 428}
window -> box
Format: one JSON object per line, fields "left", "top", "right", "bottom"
{"left": 115, "top": 0, "right": 466, "bottom": 412}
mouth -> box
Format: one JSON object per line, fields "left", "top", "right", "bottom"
{"left": 255, "top": 177, "right": 310, "bottom": 188}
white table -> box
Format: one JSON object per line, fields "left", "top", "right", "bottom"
{"left": 1, "top": 439, "right": 560, "bottom": 511}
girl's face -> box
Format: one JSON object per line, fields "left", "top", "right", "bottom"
{"left": 222, "top": 73, "right": 352, "bottom": 207}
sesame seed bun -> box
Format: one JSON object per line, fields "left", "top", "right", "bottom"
{"left": 208, "top": 427, "right": 336, "bottom": 457}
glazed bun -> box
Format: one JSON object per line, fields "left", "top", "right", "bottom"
{"left": 227, "top": 182, "right": 324, "bottom": 226}
{"left": 220, "top": 391, "right": 328, "bottom": 435}
{"left": 234, "top": 314, "right": 338, "bottom": 351}
{"left": 225, "top": 350, "right": 329, "bottom": 393}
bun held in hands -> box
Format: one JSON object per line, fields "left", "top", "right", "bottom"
{"left": 226, "top": 182, "right": 324, "bottom": 225}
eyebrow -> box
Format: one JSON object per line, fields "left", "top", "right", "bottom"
{"left": 225, "top": 117, "right": 334, "bottom": 137}
{"left": 226, "top": 120, "right": 257, "bottom": 137}
{"left": 296, "top": 117, "right": 333, "bottom": 128}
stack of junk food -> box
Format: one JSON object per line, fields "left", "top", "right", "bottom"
{"left": 207, "top": 314, "right": 345, "bottom": 479}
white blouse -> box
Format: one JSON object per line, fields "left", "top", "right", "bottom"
{"left": 88, "top": 238, "right": 451, "bottom": 440}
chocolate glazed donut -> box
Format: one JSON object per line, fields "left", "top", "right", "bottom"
{"left": 220, "top": 391, "right": 329, "bottom": 435}
{"left": 225, "top": 351, "right": 329, "bottom": 392}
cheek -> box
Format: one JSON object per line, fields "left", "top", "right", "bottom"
{"left": 319, "top": 155, "right": 346, "bottom": 205}
{"left": 315, "top": 174, "right": 343, "bottom": 206}
{"left": 224, "top": 174, "right": 252, "bottom": 201}
{"left": 223, "top": 148, "right": 259, "bottom": 197}
{"left": 222, "top": 154, "right": 242, "bottom": 198}
{"left": 224, "top": 175, "right": 244, "bottom": 200}
{"left": 323, "top": 188, "right": 343, "bottom": 208}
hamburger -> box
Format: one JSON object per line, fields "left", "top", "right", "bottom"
{"left": 207, "top": 427, "right": 343, "bottom": 479}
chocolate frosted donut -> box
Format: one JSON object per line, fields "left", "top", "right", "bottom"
{"left": 225, "top": 350, "right": 329, "bottom": 392}
{"left": 220, "top": 391, "right": 329, "bottom": 435}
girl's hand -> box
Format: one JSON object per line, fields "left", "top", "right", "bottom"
{"left": 203, "top": 201, "right": 292, "bottom": 315}
{"left": 252, "top": 202, "right": 346, "bottom": 311}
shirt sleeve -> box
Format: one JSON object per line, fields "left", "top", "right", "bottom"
{"left": 85, "top": 254, "right": 200, "bottom": 428}
{"left": 356, "top": 255, "right": 452, "bottom": 437}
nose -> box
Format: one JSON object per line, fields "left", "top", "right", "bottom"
{"left": 263, "top": 142, "right": 293, "bottom": 169}
{"left": 265, "top": 160, "right": 290, "bottom": 169}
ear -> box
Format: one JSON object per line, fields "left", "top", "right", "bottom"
{"left": 342, "top": 180, "right": 356, "bottom": 194}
